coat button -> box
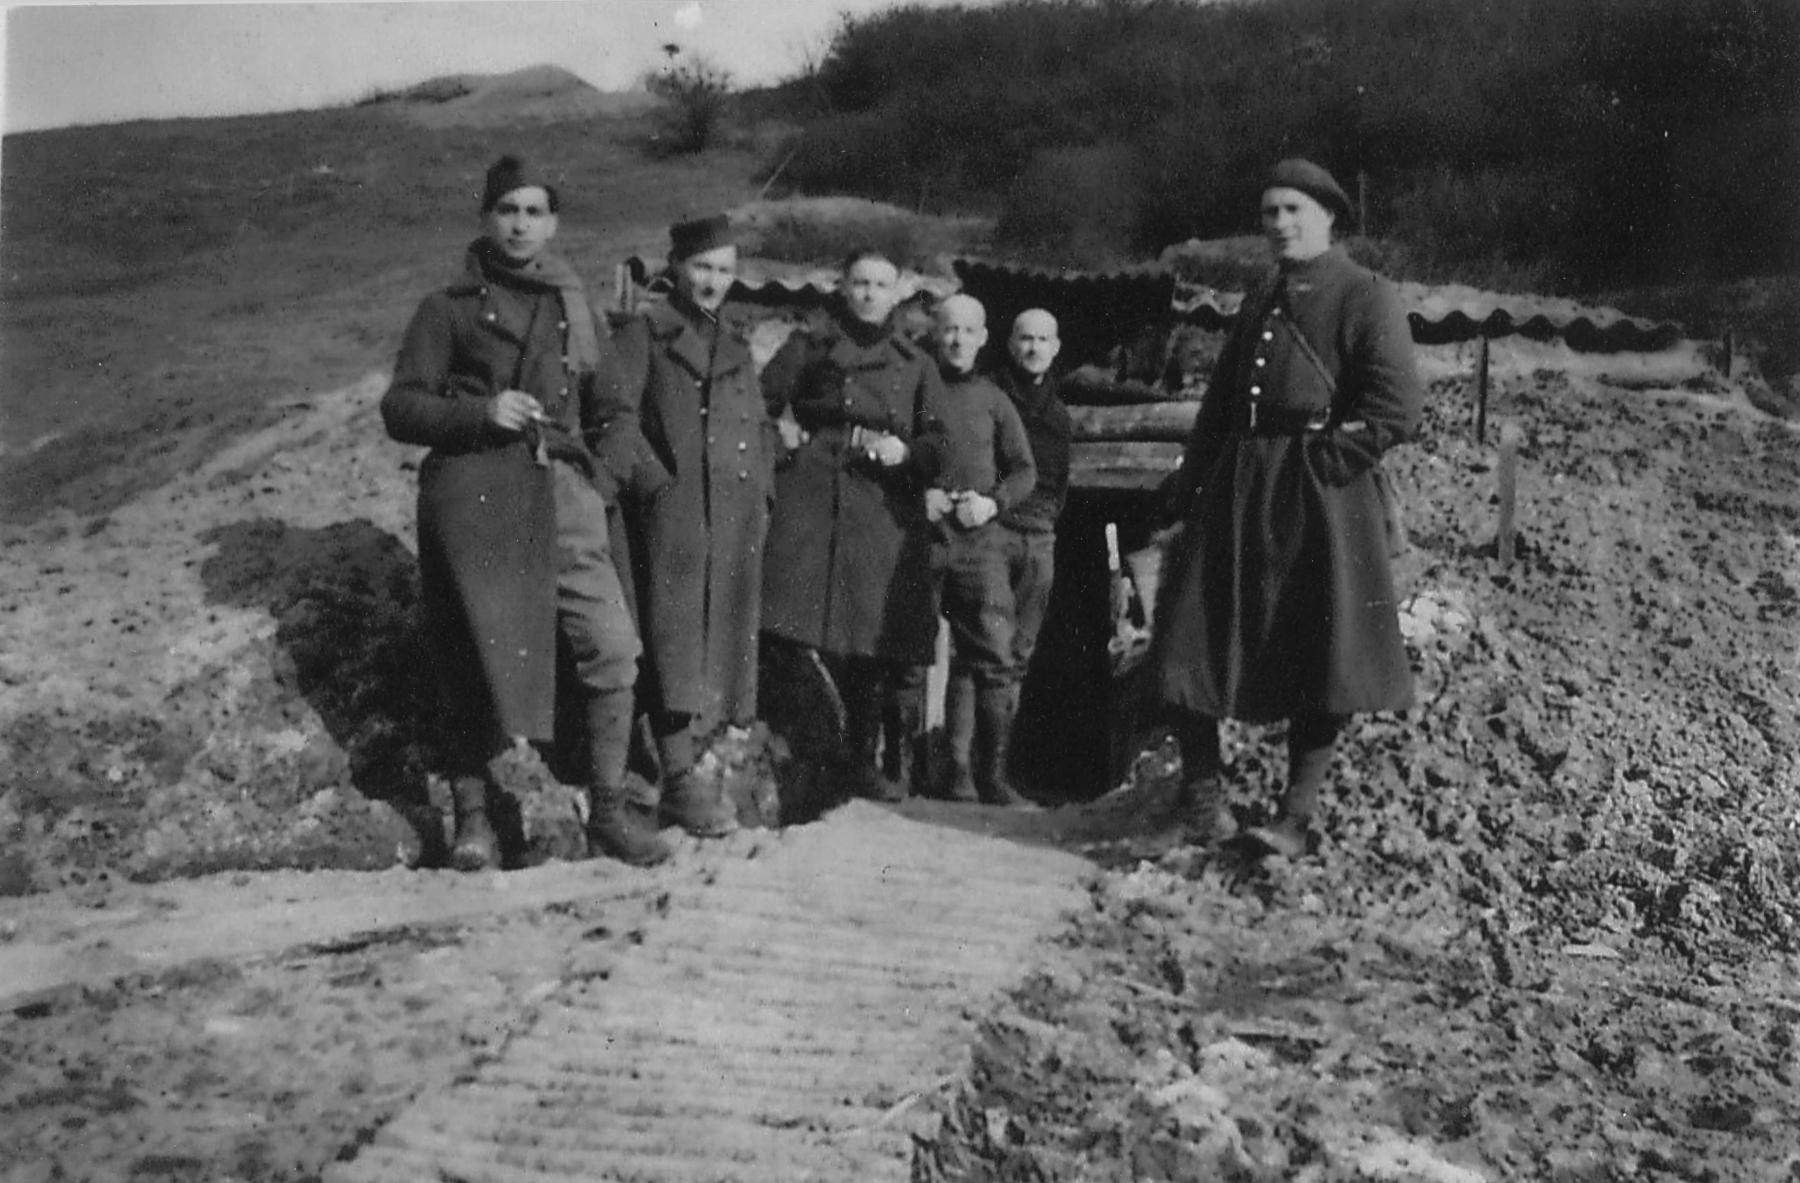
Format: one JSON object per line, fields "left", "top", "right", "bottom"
{"left": 737, "top": 441, "right": 748, "bottom": 452}
{"left": 1261, "top": 330, "right": 1273, "bottom": 341}
{"left": 1250, "top": 385, "right": 1262, "bottom": 396}
{"left": 708, "top": 435, "right": 716, "bottom": 444}
{"left": 484, "top": 312, "right": 497, "bottom": 322}
{"left": 1254, "top": 358, "right": 1267, "bottom": 367}
{"left": 700, "top": 406, "right": 709, "bottom": 416}
{"left": 557, "top": 321, "right": 567, "bottom": 330}
{"left": 738, "top": 470, "right": 749, "bottom": 479}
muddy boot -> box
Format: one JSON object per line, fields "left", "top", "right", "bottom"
{"left": 656, "top": 724, "right": 738, "bottom": 838}
{"left": 1179, "top": 774, "right": 1237, "bottom": 846}
{"left": 975, "top": 685, "right": 1029, "bottom": 807}
{"left": 448, "top": 773, "right": 501, "bottom": 872}
{"left": 942, "top": 671, "right": 978, "bottom": 803}
{"left": 584, "top": 690, "right": 671, "bottom": 867}
{"left": 1244, "top": 714, "right": 1341, "bottom": 859}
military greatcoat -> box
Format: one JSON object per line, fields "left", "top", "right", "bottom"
{"left": 1152, "top": 245, "right": 1423, "bottom": 722}
{"left": 608, "top": 295, "right": 775, "bottom": 730}
{"left": 760, "top": 309, "right": 951, "bottom": 665}
{"left": 382, "top": 243, "right": 636, "bottom": 749}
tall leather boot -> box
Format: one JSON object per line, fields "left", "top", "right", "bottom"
{"left": 448, "top": 772, "right": 501, "bottom": 872}
{"left": 656, "top": 719, "right": 738, "bottom": 838}
{"left": 942, "top": 671, "right": 979, "bottom": 802}
{"left": 975, "top": 684, "right": 1030, "bottom": 807}
{"left": 837, "top": 661, "right": 887, "bottom": 801}
{"left": 882, "top": 675, "right": 926, "bottom": 803}
{"left": 1174, "top": 712, "right": 1234, "bottom": 845}
{"left": 585, "top": 689, "right": 671, "bottom": 866}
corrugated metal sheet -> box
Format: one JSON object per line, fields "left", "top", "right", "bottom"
{"left": 625, "top": 256, "right": 958, "bottom": 307}
{"left": 955, "top": 259, "right": 1688, "bottom": 353}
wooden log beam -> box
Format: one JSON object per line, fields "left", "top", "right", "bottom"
{"left": 1062, "top": 368, "right": 1200, "bottom": 407}
{"left": 1069, "top": 402, "right": 1200, "bottom": 443}
{"left": 1070, "top": 441, "right": 1185, "bottom": 491}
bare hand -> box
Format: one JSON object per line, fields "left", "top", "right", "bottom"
{"left": 776, "top": 412, "right": 808, "bottom": 450}
{"left": 924, "top": 488, "right": 954, "bottom": 522}
{"left": 1148, "top": 522, "right": 1186, "bottom": 550}
{"left": 489, "top": 388, "right": 544, "bottom": 433}
{"left": 866, "top": 431, "right": 908, "bottom": 467}
{"left": 954, "top": 492, "right": 998, "bottom": 529}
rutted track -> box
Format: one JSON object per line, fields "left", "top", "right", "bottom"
{"left": 327, "top": 801, "right": 1092, "bottom": 1182}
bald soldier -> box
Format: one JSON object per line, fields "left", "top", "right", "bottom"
{"left": 927, "top": 295, "right": 1038, "bottom": 803}
{"left": 963, "top": 308, "right": 1073, "bottom": 798}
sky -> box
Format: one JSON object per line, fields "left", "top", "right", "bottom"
{"left": 1, "top": 0, "right": 962, "bottom": 134}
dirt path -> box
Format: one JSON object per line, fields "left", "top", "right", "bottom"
{"left": 328, "top": 802, "right": 1090, "bottom": 1182}
{"left": 2, "top": 801, "right": 1100, "bottom": 1182}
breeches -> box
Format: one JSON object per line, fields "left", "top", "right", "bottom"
{"left": 554, "top": 463, "right": 640, "bottom": 695}
{"left": 942, "top": 526, "right": 1055, "bottom": 688}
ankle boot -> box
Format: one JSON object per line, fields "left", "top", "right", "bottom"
{"left": 975, "top": 685, "right": 1029, "bottom": 807}
{"left": 584, "top": 690, "right": 671, "bottom": 866}
{"left": 448, "top": 773, "right": 501, "bottom": 871}
{"left": 942, "top": 672, "right": 978, "bottom": 802}
{"left": 657, "top": 724, "right": 738, "bottom": 838}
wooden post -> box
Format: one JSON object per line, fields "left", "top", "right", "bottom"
{"left": 1722, "top": 327, "right": 1734, "bottom": 379}
{"left": 1496, "top": 423, "right": 1521, "bottom": 568}
{"left": 1475, "top": 334, "right": 1491, "bottom": 445}
{"left": 1358, "top": 169, "right": 1369, "bottom": 236}
{"left": 613, "top": 263, "right": 628, "bottom": 314}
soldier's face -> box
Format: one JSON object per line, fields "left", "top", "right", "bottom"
{"left": 1261, "top": 187, "right": 1334, "bottom": 263}
{"left": 676, "top": 244, "right": 738, "bottom": 312}
{"left": 1010, "top": 314, "right": 1061, "bottom": 377}
{"left": 934, "top": 305, "right": 988, "bottom": 373}
{"left": 484, "top": 186, "right": 558, "bottom": 264}
{"left": 843, "top": 258, "right": 901, "bottom": 325}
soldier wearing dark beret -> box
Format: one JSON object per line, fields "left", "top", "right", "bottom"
{"left": 1151, "top": 157, "right": 1422, "bottom": 858}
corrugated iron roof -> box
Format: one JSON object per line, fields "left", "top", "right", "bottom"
{"left": 625, "top": 256, "right": 958, "bottom": 307}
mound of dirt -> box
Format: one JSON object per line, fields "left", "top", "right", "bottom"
{"left": 377, "top": 65, "right": 655, "bottom": 128}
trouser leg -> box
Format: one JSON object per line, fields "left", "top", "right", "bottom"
{"left": 943, "top": 671, "right": 978, "bottom": 801}
{"left": 1007, "top": 528, "right": 1056, "bottom": 675}
{"left": 975, "top": 683, "right": 1029, "bottom": 806}
{"left": 582, "top": 686, "right": 670, "bottom": 865}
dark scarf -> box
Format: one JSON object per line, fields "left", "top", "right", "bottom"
{"left": 465, "top": 240, "right": 601, "bottom": 372}
{"left": 833, "top": 300, "right": 896, "bottom": 349}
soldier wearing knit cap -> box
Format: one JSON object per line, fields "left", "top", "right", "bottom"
{"left": 602, "top": 213, "right": 774, "bottom": 835}
{"left": 383, "top": 153, "right": 666, "bottom": 870}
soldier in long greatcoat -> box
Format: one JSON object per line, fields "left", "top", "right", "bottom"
{"left": 1151, "top": 158, "right": 1423, "bottom": 858}
{"left": 382, "top": 155, "right": 668, "bottom": 871}
{"left": 761, "top": 250, "right": 950, "bottom": 799}
{"left": 606, "top": 215, "right": 774, "bottom": 837}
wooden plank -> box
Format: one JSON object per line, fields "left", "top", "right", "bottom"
{"left": 1062, "top": 369, "right": 1200, "bottom": 407}
{"left": 1070, "top": 402, "right": 1199, "bottom": 443}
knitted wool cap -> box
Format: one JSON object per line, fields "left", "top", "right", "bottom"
{"left": 1265, "top": 158, "right": 1353, "bottom": 225}
{"left": 481, "top": 155, "right": 560, "bottom": 213}
{"left": 668, "top": 213, "right": 735, "bottom": 260}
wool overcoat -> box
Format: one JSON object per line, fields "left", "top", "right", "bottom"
{"left": 607, "top": 295, "right": 775, "bottom": 729}
{"left": 760, "top": 310, "right": 951, "bottom": 665}
{"left": 382, "top": 246, "right": 634, "bottom": 750}
{"left": 1152, "top": 246, "right": 1423, "bottom": 722}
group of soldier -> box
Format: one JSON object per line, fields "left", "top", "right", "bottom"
{"left": 383, "top": 154, "right": 1072, "bottom": 872}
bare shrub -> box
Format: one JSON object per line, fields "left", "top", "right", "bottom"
{"left": 645, "top": 49, "right": 733, "bottom": 155}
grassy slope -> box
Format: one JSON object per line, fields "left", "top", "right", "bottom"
{"left": 0, "top": 104, "right": 764, "bottom": 524}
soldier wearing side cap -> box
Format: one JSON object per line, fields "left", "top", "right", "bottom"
{"left": 381, "top": 154, "right": 666, "bottom": 870}
{"left": 1150, "top": 157, "right": 1423, "bottom": 858}
{"left": 603, "top": 215, "right": 775, "bottom": 837}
